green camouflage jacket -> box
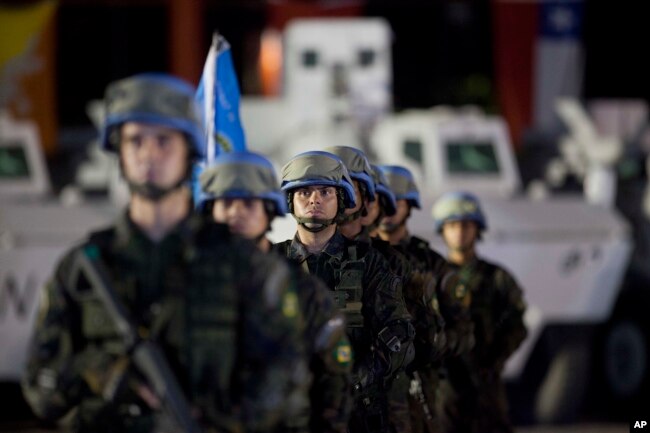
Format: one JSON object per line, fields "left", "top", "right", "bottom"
{"left": 22, "top": 212, "right": 308, "bottom": 433}
{"left": 274, "top": 232, "right": 414, "bottom": 433}
{"left": 278, "top": 255, "right": 353, "bottom": 433}
{"left": 452, "top": 258, "right": 527, "bottom": 372}
{"left": 398, "top": 236, "right": 474, "bottom": 361}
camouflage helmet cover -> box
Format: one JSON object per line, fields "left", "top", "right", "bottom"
{"left": 199, "top": 151, "right": 287, "bottom": 216}
{"left": 101, "top": 73, "right": 205, "bottom": 158}
{"left": 431, "top": 191, "right": 487, "bottom": 233}
{"left": 379, "top": 165, "right": 421, "bottom": 209}
{"left": 324, "top": 146, "right": 376, "bottom": 202}
{"left": 370, "top": 164, "right": 397, "bottom": 216}
{"left": 281, "top": 151, "right": 357, "bottom": 209}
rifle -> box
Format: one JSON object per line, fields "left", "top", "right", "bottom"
{"left": 409, "top": 371, "right": 433, "bottom": 421}
{"left": 72, "top": 244, "right": 202, "bottom": 433}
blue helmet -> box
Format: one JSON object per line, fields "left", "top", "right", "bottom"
{"left": 198, "top": 151, "right": 287, "bottom": 216}
{"left": 101, "top": 73, "right": 205, "bottom": 158}
{"left": 324, "top": 146, "right": 376, "bottom": 202}
{"left": 378, "top": 165, "right": 421, "bottom": 209}
{"left": 431, "top": 191, "right": 487, "bottom": 233}
{"left": 371, "top": 164, "right": 397, "bottom": 216}
{"left": 281, "top": 151, "right": 357, "bottom": 209}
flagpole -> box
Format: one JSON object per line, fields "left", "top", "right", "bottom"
{"left": 205, "top": 31, "right": 219, "bottom": 164}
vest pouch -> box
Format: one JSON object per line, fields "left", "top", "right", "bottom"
{"left": 335, "top": 258, "right": 364, "bottom": 328}
{"left": 79, "top": 298, "right": 121, "bottom": 340}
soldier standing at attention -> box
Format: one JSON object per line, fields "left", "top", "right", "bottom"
{"left": 198, "top": 151, "right": 353, "bottom": 433}
{"left": 274, "top": 151, "right": 414, "bottom": 433}
{"left": 432, "top": 191, "right": 527, "bottom": 433}
{"left": 22, "top": 73, "right": 308, "bottom": 433}
{"left": 377, "top": 166, "right": 474, "bottom": 433}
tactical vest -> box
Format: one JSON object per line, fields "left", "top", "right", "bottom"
{"left": 332, "top": 245, "right": 365, "bottom": 329}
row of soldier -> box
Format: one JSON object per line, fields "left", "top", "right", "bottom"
{"left": 22, "top": 73, "right": 528, "bottom": 433}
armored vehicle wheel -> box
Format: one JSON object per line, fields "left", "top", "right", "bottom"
{"left": 534, "top": 343, "right": 590, "bottom": 424}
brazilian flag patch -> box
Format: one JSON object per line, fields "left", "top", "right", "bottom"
{"left": 430, "top": 297, "right": 440, "bottom": 314}
{"left": 334, "top": 340, "right": 352, "bottom": 366}
{"left": 282, "top": 291, "right": 299, "bottom": 318}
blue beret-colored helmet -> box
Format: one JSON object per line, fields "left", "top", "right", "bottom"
{"left": 431, "top": 191, "right": 487, "bottom": 233}
{"left": 101, "top": 73, "right": 205, "bottom": 158}
{"left": 324, "top": 146, "right": 376, "bottom": 202}
{"left": 198, "top": 151, "right": 287, "bottom": 216}
{"left": 371, "top": 164, "right": 397, "bottom": 216}
{"left": 378, "top": 165, "right": 421, "bottom": 209}
{"left": 281, "top": 151, "right": 357, "bottom": 209}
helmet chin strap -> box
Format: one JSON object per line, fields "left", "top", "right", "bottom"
{"left": 337, "top": 204, "right": 367, "bottom": 225}
{"left": 379, "top": 214, "right": 408, "bottom": 234}
{"left": 123, "top": 154, "right": 193, "bottom": 202}
{"left": 293, "top": 216, "right": 337, "bottom": 233}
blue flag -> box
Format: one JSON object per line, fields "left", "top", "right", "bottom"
{"left": 196, "top": 33, "right": 247, "bottom": 163}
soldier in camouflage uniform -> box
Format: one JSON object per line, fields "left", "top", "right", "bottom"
{"left": 432, "top": 191, "right": 528, "bottom": 433}
{"left": 21, "top": 73, "right": 308, "bottom": 433}
{"left": 377, "top": 166, "right": 474, "bottom": 433}
{"left": 198, "top": 151, "right": 353, "bottom": 433}
{"left": 274, "top": 151, "right": 415, "bottom": 433}
{"left": 324, "top": 146, "right": 416, "bottom": 433}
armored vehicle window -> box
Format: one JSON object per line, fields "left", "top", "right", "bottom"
{"left": 446, "top": 141, "right": 500, "bottom": 174}
{"left": 0, "top": 144, "right": 30, "bottom": 179}
{"left": 358, "top": 49, "right": 375, "bottom": 67}
{"left": 403, "top": 139, "right": 423, "bottom": 166}
{"left": 302, "top": 49, "right": 319, "bottom": 68}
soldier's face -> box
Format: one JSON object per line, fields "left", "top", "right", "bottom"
{"left": 120, "top": 122, "right": 188, "bottom": 188}
{"left": 293, "top": 186, "right": 339, "bottom": 221}
{"left": 441, "top": 220, "right": 478, "bottom": 252}
{"left": 381, "top": 199, "right": 409, "bottom": 226}
{"left": 212, "top": 198, "right": 269, "bottom": 239}
{"left": 361, "top": 193, "right": 381, "bottom": 226}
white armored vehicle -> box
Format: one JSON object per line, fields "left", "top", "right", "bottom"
{"left": 369, "top": 103, "right": 648, "bottom": 422}
{"left": 0, "top": 111, "right": 118, "bottom": 382}
{"left": 246, "top": 18, "right": 649, "bottom": 423}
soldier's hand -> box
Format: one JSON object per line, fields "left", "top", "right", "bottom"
{"left": 133, "top": 382, "right": 161, "bottom": 410}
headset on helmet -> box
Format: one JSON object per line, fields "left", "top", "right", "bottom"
{"left": 101, "top": 73, "right": 205, "bottom": 159}
{"left": 431, "top": 191, "right": 487, "bottom": 233}
{"left": 198, "top": 151, "right": 287, "bottom": 216}
{"left": 378, "top": 165, "right": 421, "bottom": 209}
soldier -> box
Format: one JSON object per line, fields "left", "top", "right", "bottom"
{"left": 324, "top": 146, "right": 415, "bottom": 433}
{"left": 274, "top": 150, "right": 414, "bottom": 433}
{"left": 198, "top": 151, "right": 353, "bottom": 433}
{"left": 432, "top": 191, "right": 528, "bottom": 433}
{"left": 377, "top": 166, "right": 474, "bottom": 433}
{"left": 21, "top": 73, "right": 308, "bottom": 433}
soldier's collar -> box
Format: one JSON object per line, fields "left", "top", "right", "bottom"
{"left": 114, "top": 208, "right": 195, "bottom": 249}
{"left": 289, "top": 231, "right": 345, "bottom": 261}
{"left": 353, "top": 226, "right": 372, "bottom": 244}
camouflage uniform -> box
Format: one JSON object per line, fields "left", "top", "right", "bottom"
{"left": 439, "top": 259, "right": 527, "bottom": 433}
{"left": 198, "top": 151, "right": 353, "bottom": 433}
{"left": 379, "top": 166, "right": 473, "bottom": 433}
{"left": 396, "top": 236, "right": 473, "bottom": 433}
{"left": 22, "top": 213, "right": 308, "bottom": 433}
{"left": 274, "top": 232, "right": 414, "bottom": 433}
{"left": 326, "top": 147, "right": 414, "bottom": 433}
{"left": 22, "top": 74, "right": 309, "bottom": 433}
{"left": 431, "top": 191, "right": 527, "bottom": 433}
{"left": 368, "top": 228, "right": 447, "bottom": 433}
{"left": 289, "top": 264, "right": 353, "bottom": 433}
